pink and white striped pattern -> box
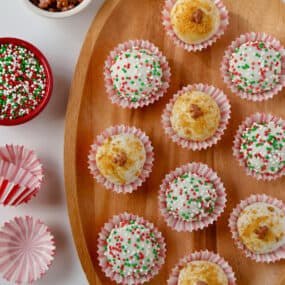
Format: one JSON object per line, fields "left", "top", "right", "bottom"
{"left": 159, "top": 162, "right": 227, "bottom": 232}
{"left": 0, "top": 216, "right": 55, "bottom": 284}
{"left": 104, "top": 40, "right": 171, "bottom": 109}
{"left": 233, "top": 113, "right": 285, "bottom": 181}
{"left": 221, "top": 32, "right": 285, "bottom": 101}
{"left": 88, "top": 125, "right": 154, "bottom": 193}
{"left": 229, "top": 194, "right": 285, "bottom": 263}
{"left": 167, "top": 250, "right": 236, "bottom": 285}
{"left": 162, "top": 0, "right": 229, "bottom": 52}
{"left": 0, "top": 145, "right": 44, "bottom": 206}
{"left": 162, "top": 83, "right": 231, "bottom": 150}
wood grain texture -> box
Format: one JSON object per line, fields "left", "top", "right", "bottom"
{"left": 64, "top": 0, "right": 285, "bottom": 284}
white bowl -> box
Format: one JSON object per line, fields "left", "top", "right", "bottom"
{"left": 23, "top": 0, "right": 92, "bottom": 18}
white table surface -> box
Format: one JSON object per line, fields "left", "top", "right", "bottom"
{"left": 0, "top": 0, "right": 104, "bottom": 284}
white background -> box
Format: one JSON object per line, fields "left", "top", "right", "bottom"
{"left": 0, "top": 0, "right": 104, "bottom": 284}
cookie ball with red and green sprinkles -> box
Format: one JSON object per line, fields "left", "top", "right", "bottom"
{"left": 159, "top": 163, "right": 226, "bottom": 232}
{"left": 104, "top": 40, "right": 171, "bottom": 108}
{"left": 237, "top": 117, "right": 285, "bottom": 180}
{"left": 98, "top": 213, "right": 166, "bottom": 284}
{"left": 229, "top": 41, "right": 282, "bottom": 95}
{"left": 165, "top": 172, "right": 218, "bottom": 222}
{"left": 0, "top": 42, "right": 48, "bottom": 122}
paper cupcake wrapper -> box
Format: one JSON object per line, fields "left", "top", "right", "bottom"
{"left": 159, "top": 162, "right": 227, "bottom": 232}
{"left": 167, "top": 250, "right": 236, "bottom": 285}
{"left": 228, "top": 194, "right": 285, "bottom": 263}
{"left": 221, "top": 32, "right": 285, "bottom": 101}
{"left": 104, "top": 39, "right": 171, "bottom": 108}
{"left": 0, "top": 216, "right": 55, "bottom": 284}
{"left": 88, "top": 125, "right": 154, "bottom": 194}
{"left": 162, "top": 0, "right": 229, "bottom": 52}
{"left": 162, "top": 83, "right": 231, "bottom": 150}
{"left": 97, "top": 212, "right": 166, "bottom": 285}
{"left": 0, "top": 162, "right": 40, "bottom": 206}
{"left": 0, "top": 145, "right": 43, "bottom": 206}
{"left": 233, "top": 113, "right": 285, "bottom": 181}
{"left": 0, "top": 144, "right": 44, "bottom": 180}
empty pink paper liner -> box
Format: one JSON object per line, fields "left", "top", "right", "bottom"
{"left": 159, "top": 162, "right": 227, "bottom": 232}
{"left": 233, "top": 113, "right": 285, "bottom": 181}
{"left": 88, "top": 125, "right": 154, "bottom": 194}
{"left": 162, "top": 0, "right": 229, "bottom": 52}
{"left": 167, "top": 250, "right": 236, "bottom": 285}
{"left": 221, "top": 32, "right": 285, "bottom": 101}
{"left": 229, "top": 194, "right": 285, "bottom": 263}
{"left": 0, "top": 216, "right": 55, "bottom": 284}
{"left": 0, "top": 145, "right": 44, "bottom": 206}
{"left": 162, "top": 83, "right": 231, "bottom": 150}
{"left": 104, "top": 39, "right": 171, "bottom": 108}
{"left": 97, "top": 212, "right": 166, "bottom": 284}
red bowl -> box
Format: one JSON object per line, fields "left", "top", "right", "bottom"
{"left": 0, "top": 37, "right": 53, "bottom": 126}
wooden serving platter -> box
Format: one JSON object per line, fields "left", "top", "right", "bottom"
{"left": 64, "top": 0, "right": 285, "bottom": 284}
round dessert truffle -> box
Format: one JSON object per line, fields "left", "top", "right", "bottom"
{"left": 95, "top": 133, "right": 146, "bottom": 185}
{"left": 229, "top": 41, "right": 282, "bottom": 94}
{"left": 239, "top": 120, "right": 285, "bottom": 177}
{"left": 166, "top": 172, "right": 217, "bottom": 222}
{"left": 178, "top": 261, "right": 228, "bottom": 285}
{"left": 98, "top": 213, "right": 166, "bottom": 284}
{"left": 237, "top": 202, "right": 285, "bottom": 254}
{"left": 170, "top": 0, "right": 221, "bottom": 45}
{"left": 110, "top": 47, "right": 164, "bottom": 103}
{"left": 170, "top": 90, "right": 221, "bottom": 141}
{"left": 159, "top": 162, "right": 226, "bottom": 232}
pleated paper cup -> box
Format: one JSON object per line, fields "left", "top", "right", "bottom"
{"left": 0, "top": 145, "right": 44, "bottom": 206}
{"left": 229, "top": 194, "right": 285, "bottom": 263}
{"left": 162, "top": 83, "right": 231, "bottom": 150}
{"left": 159, "top": 162, "right": 226, "bottom": 232}
{"left": 221, "top": 32, "right": 285, "bottom": 101}
{"left": 167, "top": 250, "right": 236, "bottom": 285}
{"left": 0, "top": 161, "right": 41, "bottom": 206}
{"left": 88, "top": 125, "right": 154, "bottom": 194}
{"left": 0, "top": 216, "right": 55, "bottom": 284}
{"left": 233, "top": 113, "right": 285, "bottom": 181}
{"left": 162, "top": 0, "right": 229, "bottom": 52}
{"left": 97, "top": 212, "right": 166, "bottom": 284}
{"left": 104, "top": 40, "right": 171, "bottom": 108}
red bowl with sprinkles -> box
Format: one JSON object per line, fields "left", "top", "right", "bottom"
{"left": 221, "top": 32, "right": 285, "bottom": 101}
{"left": 233, "top": 113, "right": 285, "bottom": 181}
{"left": 0, "top": 38, "right": 53, "bottom": 125}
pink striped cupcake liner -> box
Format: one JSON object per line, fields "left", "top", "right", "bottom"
{"left": 0, "top": 161, "right": 41, "bottom": 206}
{"left": 0, "top": 216, "right": 55, "bottom": 284}
{"left": 162, "top": 83, "right": 231, "bottom": 150}
{"left": 229, "top": 194, "right": 285, "bottom": 263}
{"left": 97, "top": 212, "right": 166, "bottom": 284}
{"left": 88, "top": 125, "right": 154, "bottom": 194}
{"left": 233, "top": 113, "right": 285, "bottom": 181}
{"left": 104, "top": 40, "right": 171, "bottom": 109}
{"left": 162, "top": 0, "right": 229, "bottom": 52}
{"left": 167, "top": 250, "right": 236, "bottom": 285}
{"left": 221, "top": 32, "right": 285, "bottom": 101}
{"left": 0, "top": 145, "right": 44, "bottom": 206}
{"left": 159, "top": 162, "right": 227, "bottom": 232}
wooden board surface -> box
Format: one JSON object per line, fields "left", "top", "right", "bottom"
{"left": 64, "top": 0, "right": 285, "bottom": 284}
